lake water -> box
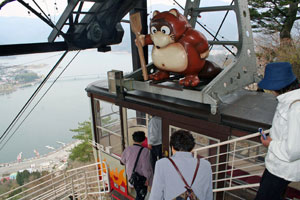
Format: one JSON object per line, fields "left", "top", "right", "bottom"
{"left": 0, "top": 50, "right": 132, "bottom": 163}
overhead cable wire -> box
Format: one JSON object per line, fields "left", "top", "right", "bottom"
{"left": 17, "top": 0, "right": 54, "bottom": 28}
{"left": 17, "top": 0, "right": 66, "bottom": 40}
{"left": 0, "top": 51, "right": 68, "bottom": 146}
{"left": 0, "top": 50, "right": 81, "bottom": 151}
{"left": 32, "top": 0, "right": 53, "bottom": 24}
{"left": 42, "top": 0, "right": 51, "bottom": 19}
{"left": 210, "top": 0, "right": 234, "bottom": 51}
{"left": 173, "top": 0, "right": 229, "bottom": 40}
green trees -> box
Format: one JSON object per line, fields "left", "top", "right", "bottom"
{"left": 0, "top": 179, "right": 17, "bottom": 196}
{"left": 248, "top": 0, "right": 300, "bottom": 40}
{"left": 16, "top": 170, "right": 30, "bottom": 186}
{"left": 69, "top": 115, "right": 115, "bottom": 163}
{"left": 15, "top": 170, "right": 41, "bottom": 186}
{"left": 0, "top": 171, "right": 44, "bottom": 199}
{"left": 69, "top": 121, "right": 94, "bottom": 162}
{"left": 249, "top": 1, "right": 300, "bottom": 78}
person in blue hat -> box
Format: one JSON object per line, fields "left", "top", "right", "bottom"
{"left": 255, "top": 62, "right": 300, "bottom": 200}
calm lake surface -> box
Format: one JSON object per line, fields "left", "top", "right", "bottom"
{"left": 0, "top": 50, "right": 132, "bottom": 163}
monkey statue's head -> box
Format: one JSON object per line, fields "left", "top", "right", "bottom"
{"left": 150, "top": 9, "right": 191, "bottom": 49}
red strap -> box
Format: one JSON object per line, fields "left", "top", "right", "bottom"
{"left": 168, "top": 157, "right": 200, "bottom": 188}
{"left": 191, "top": 158, "right": 200, "bottom": 186}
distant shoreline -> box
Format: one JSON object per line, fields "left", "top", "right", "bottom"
{"left": 0, "top": 75, "right": 106, "bottom": 95}
{"left": 0, "top": 140, "right": 80, "bottom": 166}
{"left": 0, "top": 140, "right": 81, "bottom": 176}
{"left": 0, "top": 79, "right": 42, "bottom": 95}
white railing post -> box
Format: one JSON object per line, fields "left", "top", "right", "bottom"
{"left": 229, "top": 141, "right": 237, "bottom": 188}
{"left": 97, "top": 150, "right": 103, "bottom": 198}
{"left": 64, "top": 172, "right": 67, "bottom": 192}
{"left": 214, "top": 145, "right": 221, "bottom": 192}
{"left": 51, "top": 173, "right": 57, "bottom": 199}
{"left": 71, "top": 177, "right": 75, "bottom": 199}
{"left": 84, "top": 171, "right": 88, "bottom": 198}
{"left": 76, "top": 170, "right": 79, "bottom": 195}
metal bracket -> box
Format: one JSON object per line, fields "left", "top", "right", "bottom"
{"left": 184, "top": 0, "right": 201, "bottom": 28}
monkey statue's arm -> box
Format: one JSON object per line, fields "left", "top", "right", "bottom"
{"left": 135, "top": 34, "right": 153, "bottom": 47}
{"left": 181, "top": 28, "right": 209, "bottom": 59}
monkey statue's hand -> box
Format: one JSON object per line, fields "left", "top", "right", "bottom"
{"left": 200, "top": 49, "right": 210, "bottom": 59}
{"left": 135, "top": 33, "right": 146, "bottom": 47}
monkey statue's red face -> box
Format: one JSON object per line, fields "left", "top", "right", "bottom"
{"left": 150, "top": 9, "right": 190, "bottom": 48}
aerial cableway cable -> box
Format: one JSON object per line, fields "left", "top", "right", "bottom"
{"left": 32, "top": 0, "right": 53, "bottom": 24}
{"left": 209, "top": 0, "right": 234, "bottom": 51}
{"left": 16, "top": 0, "right": 66, "bottom": 39}
{"left": 0, "top": 50, "right": 81, "bottom": 151}
{"left": 0, "top": 0, "right": 66, "bottom": 39}
{"left": 0, "top": 51, "right": 68, "bottom": 149}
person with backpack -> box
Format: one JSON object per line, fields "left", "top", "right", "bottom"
{"left": 255, "top": 62, "right": 300, "bottom": 200}
{"left": 149, "top": 129, "right": 213, "bottom": 200}
{"left": 121, "top": 131, "right": 153, "bottom": 200}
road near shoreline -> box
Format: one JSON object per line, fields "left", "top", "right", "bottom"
{"left": 0, "top": 140, "right": 81, "bottom": 177}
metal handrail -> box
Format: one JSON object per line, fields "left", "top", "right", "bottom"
{"left": 211, "top": 152, "right": 266, "bottom": 168}
{"left": 205, "top": 143, "right": 263, "bottom": 161}
{"left": 0, "top": 162, "right": 110, "bottom": 200}
{"left": 1, "top": 128, "right": 269, "bottom": 199}
{"left": 0, "top": 159, "right": 99, "bottom": 198}
{"left": 193, "top": 130, "right": 270, "bottom": 193}
{"left": 193, "top": 130, "right": 269, "bottom": 154}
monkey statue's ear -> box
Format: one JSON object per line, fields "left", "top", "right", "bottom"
{"left": 169, "top": 9, "right": 179, "bottom": 17}
{"left": 153, "top": 10, "right": 160, "bottom": 17}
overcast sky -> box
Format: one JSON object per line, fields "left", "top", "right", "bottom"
{"left": 0, "top": 0, "right": 232, "bottom": 17}
{"left": 0, "top": 0, "right": 237, "bottom": 47}
{"left": 0, "top": 0, "right": 182, "bottom": 17}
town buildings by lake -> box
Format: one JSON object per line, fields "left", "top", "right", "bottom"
{"left": 0, "top": 66, "right": 43, "bottom": 95}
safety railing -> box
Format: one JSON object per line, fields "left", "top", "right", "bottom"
{"left": 0, "top": 162, "right": 110, "bottom": 200}
{"left": 1, "top": 128, "right": 269, "bottom": 199}
{"left": 192, "top": 130, "right": 269, "bottom": 193}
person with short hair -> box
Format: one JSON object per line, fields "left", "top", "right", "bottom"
{"left": 121, "top": 131, "right": 153, "bottom": 200}
{"left": 255, "top": 62, "right": 300, "bottom": 200}
{"left": 149, "top": 129, "right": 213, "bottom": 200}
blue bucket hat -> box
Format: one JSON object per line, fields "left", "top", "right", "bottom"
{"left": 258, "top": 62, "right": 296, "bottom": 90}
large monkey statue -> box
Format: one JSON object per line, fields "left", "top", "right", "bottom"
{"left": 137, "top": 9, "right": 220, "bottom": 87}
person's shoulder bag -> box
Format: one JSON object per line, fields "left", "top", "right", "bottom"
{"left": 128, "top": 146, "right": 147, "bottom": 188}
